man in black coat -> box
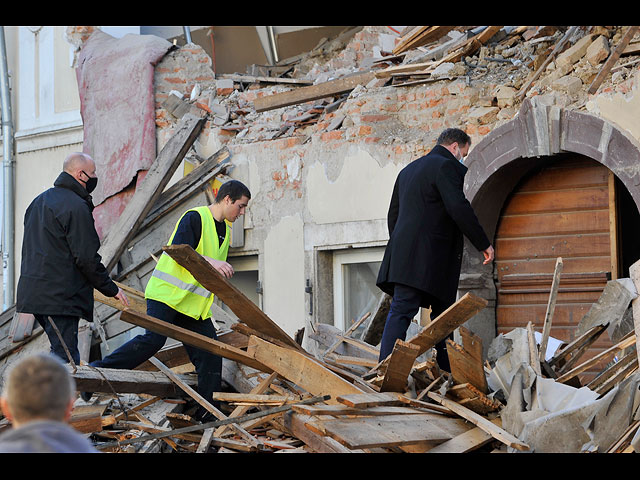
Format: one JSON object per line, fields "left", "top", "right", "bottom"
{"left": 16, "top": 152, "right": 129, "bottom": 364}
{"left": 376, "top": 128, "right": 494, "bottom": 368}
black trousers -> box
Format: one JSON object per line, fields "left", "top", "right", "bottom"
{"left": 35, "top": 314, "right": 81, "bottom": 365}
{"left": 91, "top": 299, "right": 222, "bottom": 420}
{"left": 378, "top": 283, "right": 452, "bottom": 370}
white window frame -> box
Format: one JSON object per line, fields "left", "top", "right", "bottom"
{"left": 332, "top": 246, "right": 384, "bottom": 331}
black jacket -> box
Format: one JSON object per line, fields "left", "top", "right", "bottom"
{"left": 376, "top": 145, "right": 490, "bottom": 306}
{"left": 16, "top": 172, "right": 119, "bottom": 320}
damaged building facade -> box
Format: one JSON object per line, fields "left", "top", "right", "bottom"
{"left": 2, "top": 25, "right": 640, "bottom": 385}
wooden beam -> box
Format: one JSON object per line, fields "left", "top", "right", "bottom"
{"left": 148, "top": 356, "right": 261, "bottom": 449}
{"left": 98, "top": 114, "right": 207, "bottom": 272}
{"left": 310, "top": 413, "right": 453, "bottom": 450}
{"left": 539, "top": 257, "right": 563, "bottom": 362}
{"left": 555, "top": 331, "right": 636, "bottom": 384}
{"left": 252, "top": 72, "right": 376, "bottom": 113}
{"left": 247, "top": 335, "right": 365, "bottom": 404}
{"left": 392, "top": 26, "right": 456, "bottom": 55}
{"left": 379, "top": 339, "right": 420, "bottom": 393}
{"left": 588, "top": 26, "right": 640, "bottom": 94}
{"left": 447, "top": 326, "right": 490, "bottom": 392}
{"left": 118, "top": 308, "right": 269, "bottom": 372}
{"left": 427, "top": 391, "right": 530, "bottom": 451}
{"left": 95, "top": 394, "right": 330, "bottom": 450}
{"left": 68, "top": 364, "right": 197, "bottom": 397}
{"left": 163, "top": 244, "right": 302, "bottom": 351}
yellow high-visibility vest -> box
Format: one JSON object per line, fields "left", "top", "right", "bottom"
{"left": 145, "top": 206, "right": 230, "bottom": 320}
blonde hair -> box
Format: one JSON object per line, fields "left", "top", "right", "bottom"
{"left": 1, "top": 354, "right": 75, "bottom": 423}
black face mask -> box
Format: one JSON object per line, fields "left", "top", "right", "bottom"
{"left": 81, "top": 170, "right": 98, "bottom": 194}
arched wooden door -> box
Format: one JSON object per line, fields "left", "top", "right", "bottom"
{"left": 494, "top": 155, "right": 617, "bottom": 378}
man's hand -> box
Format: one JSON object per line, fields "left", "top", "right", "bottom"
{"left": 482, "top": 245, "right": 495, "bottom": 265}
{"left": 115, "top": 288, "right": 130, "bottom": 307}
{"left": 205, "top": 257, "right": 234, "bottom": 278}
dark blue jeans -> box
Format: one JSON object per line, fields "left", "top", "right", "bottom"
{"left": 378, "top": 283, "right": 451, "bottom": 370}
{"left": 91, "top": 299, "right": 222, "bottom": 418}
{"left": 35, "top": 314, "right": 81, "bottom": 365}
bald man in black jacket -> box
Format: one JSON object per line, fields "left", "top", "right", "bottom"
{"left": 376, "top": 128, "right": 494, "bottom": 368}
{"left": 16, "top": 152, "right": 128, "bottom": 364}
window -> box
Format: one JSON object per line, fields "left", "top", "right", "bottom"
{"left": 333, "top": 247, "right": 384, "bottom": 335}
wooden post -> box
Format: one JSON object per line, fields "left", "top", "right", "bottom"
{"left": 539, "top": 257, "right": 563, "bottom": 362}
{"left": 588, "top": 26, "right": 640, "bottom": 94}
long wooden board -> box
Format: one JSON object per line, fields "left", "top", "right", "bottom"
{"left": 163, "top": 244, "right": 302, "bottom": 351}
{"left": 405, "top": 292, "right": 488, "bottom": 357}
{"left": 98, "top": 114, "right": 207, "bottom": 272}
{"left": 247, "top": 335, "right": 364, "bottom": 404}
{"left": 69, "top": 364, "right": 197, "bottom": 397}
{"left": 252, "top": 72, "right": 376, "bottom": 113}
{"left": 313, "top": 413, "right": 453, "bottom": 449}
{"left": 118, "top": 308, "right": 269, "bottom": 372}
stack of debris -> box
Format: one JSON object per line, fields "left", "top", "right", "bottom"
{"left": 4, "top": 242, "right": 640, "bottom": 452}
{"left": 178, "top": 26, "right": 640, "bottom": 149}
{"left": 3, "top": 26, "right": 640, "bottom": 453}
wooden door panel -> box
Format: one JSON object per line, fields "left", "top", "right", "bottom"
{"left": 494, "top": 156, "right": 614, "bottom": 382}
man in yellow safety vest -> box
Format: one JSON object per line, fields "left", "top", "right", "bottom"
{"left": 84, "top": 180, "right": 251, "bottom": 422}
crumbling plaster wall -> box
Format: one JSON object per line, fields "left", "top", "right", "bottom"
{"left": 146, "top": 27, "right": 640, "bottom": 346}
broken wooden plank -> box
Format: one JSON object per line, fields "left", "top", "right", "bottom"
{"left": 163, "top": 244, "right": 301, "bottom": 351}
{"left": 426, "top": 418, "right": 501, "bottom": 453}
{"left": 98, "top": 113, "right": 207, "bottom": 272}
{"left": 118, "top": 308, "right": 269, "bottom": 372}
{"left": 526, "top": 321, "right": 543, "bottom": 377}
{"left": 281, "top": 412, "right": 360, "bottom": 453}
{"left": 539, "top": 257, "right": 563, "bottom": 362}
{"left": 291, "top": 404, "right": 428, "bottom": 417}
{"left": 588, "top": 26, "right": 640, "bottom": 94}
{"left": 427, "top": 391, "right": 530, "bottom": 451}
{"left": 335, "top": 392, "right": 402, "bottom": 409}
{"left": 218, "top": 73, "right": 313, "bottom": 85}
{"left": 379, "top": 339, "right": 420, "bottom": 393}
{"left": 447, "top": 383, "right": 502, "bottom": 415}
{"left": 447, "top": 325, "right": 489, "bottom": 392}
{"left": 555, "top": 331, "right": 636, "bottom": 384}
{"left": 322, "top": 311, "right": 371, "bottom": 359}
{"left": 69, "top": 365, "right": 197, "bottom": 397}
{"left": 247, "top": 335, "right": 365, "bottom": 404}
{"left": 310, "top": 413, "right": 453, "bottom": 450}
{"left": 148, "top": 356, "right": 262, "bottom": 450}
{"left": 392, "top": 26, "right": 457, "bottom": 55}
{"left": 95, "top": 394, "right": 330, "bottom": 450}
{"left": 94, "top": 281, "right": 146, "bottom": 314}
{"left": 252, "top": 72, "right": 376, "bottom": 113}
{"left": 548, "top": 324, "right": 607, "bottom": 371}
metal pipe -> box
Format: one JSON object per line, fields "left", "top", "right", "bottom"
{"left": 267, "top": 26, "right": 279, "bottom": 64}
{"left": 0, "top": 26, "right": 15, "bottom": 310}
{"left": 183, "top": 26, "right": 192, "bottom": 45}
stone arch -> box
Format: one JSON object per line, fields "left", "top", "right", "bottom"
{"left": 457, "top": 98, "right": 640, "bottom": 352}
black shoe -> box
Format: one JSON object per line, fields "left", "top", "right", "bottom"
{"left": 80, "top": 391, "right": 93, "bottom": 402}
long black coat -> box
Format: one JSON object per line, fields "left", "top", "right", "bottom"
{"left": 376, "top": 144, "right": 490, "bottom": 306}
{"left": 16, "top": 172, "right": 119, "bottom": 320}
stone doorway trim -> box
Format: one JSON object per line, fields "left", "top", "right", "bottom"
{"left": 455, "top": 98, "right": 640, "bottom": 353}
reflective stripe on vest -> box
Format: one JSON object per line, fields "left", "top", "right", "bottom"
{"left": 144, "top": 206, "right": 230, "bottom": 320}
{"left": 150, "top": 259, "right": 212, "bottom": 298}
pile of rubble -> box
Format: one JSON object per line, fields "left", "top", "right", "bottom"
{"left": 3, "top": 244, "right": 639, "bottom": 453}
{"left": 174, "top": 26, "right": 640, "bottom": 148}
{"left": 3, "top": 26, "right": 640, "bottom": 453}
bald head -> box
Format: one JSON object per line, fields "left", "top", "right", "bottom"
{"left": 63, "top": 152, "right": 94, "bottom": 175}
{"left": 63, "top": 152, "right": 97, "bottom": 193}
